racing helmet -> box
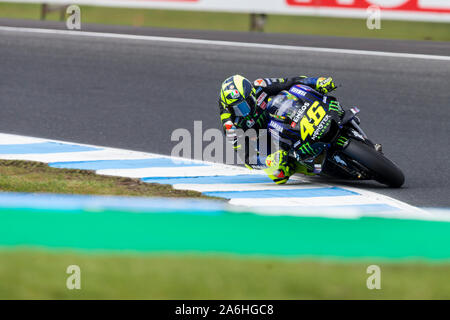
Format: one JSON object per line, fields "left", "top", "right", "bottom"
{"left": 219, "top": 75, "right": 257, "bottom": 118}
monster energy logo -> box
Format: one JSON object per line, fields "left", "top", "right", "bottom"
{"left": 255, "top": 113, "right": 267, "bottom": 128}
{"left": 298, "top": 142, "right": 314, "bottom": 155}
{"left": 329, "top": 105, "right": 340, "bottom": 112}
{"left": 256, "top": 118, "right": 263, "bottom": 127}
{"left": 336, "top": 136, "right": 348, "bottom": 147}
{"left": 328, "top": 101, "right": 343, "bottom": 115}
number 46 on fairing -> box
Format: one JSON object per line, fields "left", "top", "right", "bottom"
{"left": 299, "top": 101, "right": 326, "bottom": 140}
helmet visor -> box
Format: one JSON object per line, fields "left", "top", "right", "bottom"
{"left": 231, "top": 100, "right": 252, "bottom": 117}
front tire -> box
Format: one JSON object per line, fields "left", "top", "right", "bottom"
{"left": 341, "top": 139, "right": 405, "bottom": 188}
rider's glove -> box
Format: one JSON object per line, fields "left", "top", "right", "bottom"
{"left": 315, "top": 77, "right": 336, "bottom": 94}
{"left": 224, "top": 120, "right": 238, "bottom": 144}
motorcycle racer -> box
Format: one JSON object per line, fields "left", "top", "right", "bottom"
{"left": 218, "top": 75, "right": 336, "bottom": 184}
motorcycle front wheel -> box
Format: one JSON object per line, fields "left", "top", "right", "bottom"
{"left": 341, "top": 139, "right": 405, "bottom": 188}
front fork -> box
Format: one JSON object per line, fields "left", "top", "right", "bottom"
{"left": 338, "top": 107, "right": 377, "bottom": 149}
{"left": 322, "top": 108, "right": 375, "bottom": 180}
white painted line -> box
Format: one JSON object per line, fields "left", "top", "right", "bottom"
{"left": 97, "top": 166, "right": 265, "bottom": 178}
{"left": 173, "top": 182, "right": 322, "bottom": 192}
{"left": 229, "top": 195, "right": 384, "bottom": 207}
{"left": 0, "top": 26, "right": 449, "bottom": 61}
{"left": 342, "top": 186, "right": 426, "bottom": 214}
{"left": 0, "top": 150, "right": 161, "bottom": 163}
{"left": 420, "top": 208, "right": 450, "bottom": 222}
{"left": 0, "top": 133, "right": 46, "bottom": 145}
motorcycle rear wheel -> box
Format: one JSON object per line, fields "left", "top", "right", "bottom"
{"left": 342, "top": 139, "right": 405, "bottom": 188}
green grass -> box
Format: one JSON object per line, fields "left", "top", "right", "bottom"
{"left": 0, "top": 249, "right": 449, "bottom": 299}
{"left": 0, "top": 159, "right": 215, "bottom": 199}
{"left": 0, "top": 3, "right": 449, "bottom": 41}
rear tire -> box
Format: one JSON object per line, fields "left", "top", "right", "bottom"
{"left": 341, "top": 139, "right": 405, "bottom": 188}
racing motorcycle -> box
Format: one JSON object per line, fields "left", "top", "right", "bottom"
{"left": 265, "top": 84, "right": 405, "bottom": 188}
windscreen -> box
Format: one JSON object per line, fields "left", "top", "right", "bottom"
{"left": 272, "top": 95, "right": 300, "bottom": 120}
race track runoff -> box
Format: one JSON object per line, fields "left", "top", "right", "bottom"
{"left": 0, "top": 21, "right": 449, "bottom": 207}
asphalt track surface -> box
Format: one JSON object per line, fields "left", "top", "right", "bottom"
{"left": 0, "top": 20, "right": 449, "bottom": 207}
